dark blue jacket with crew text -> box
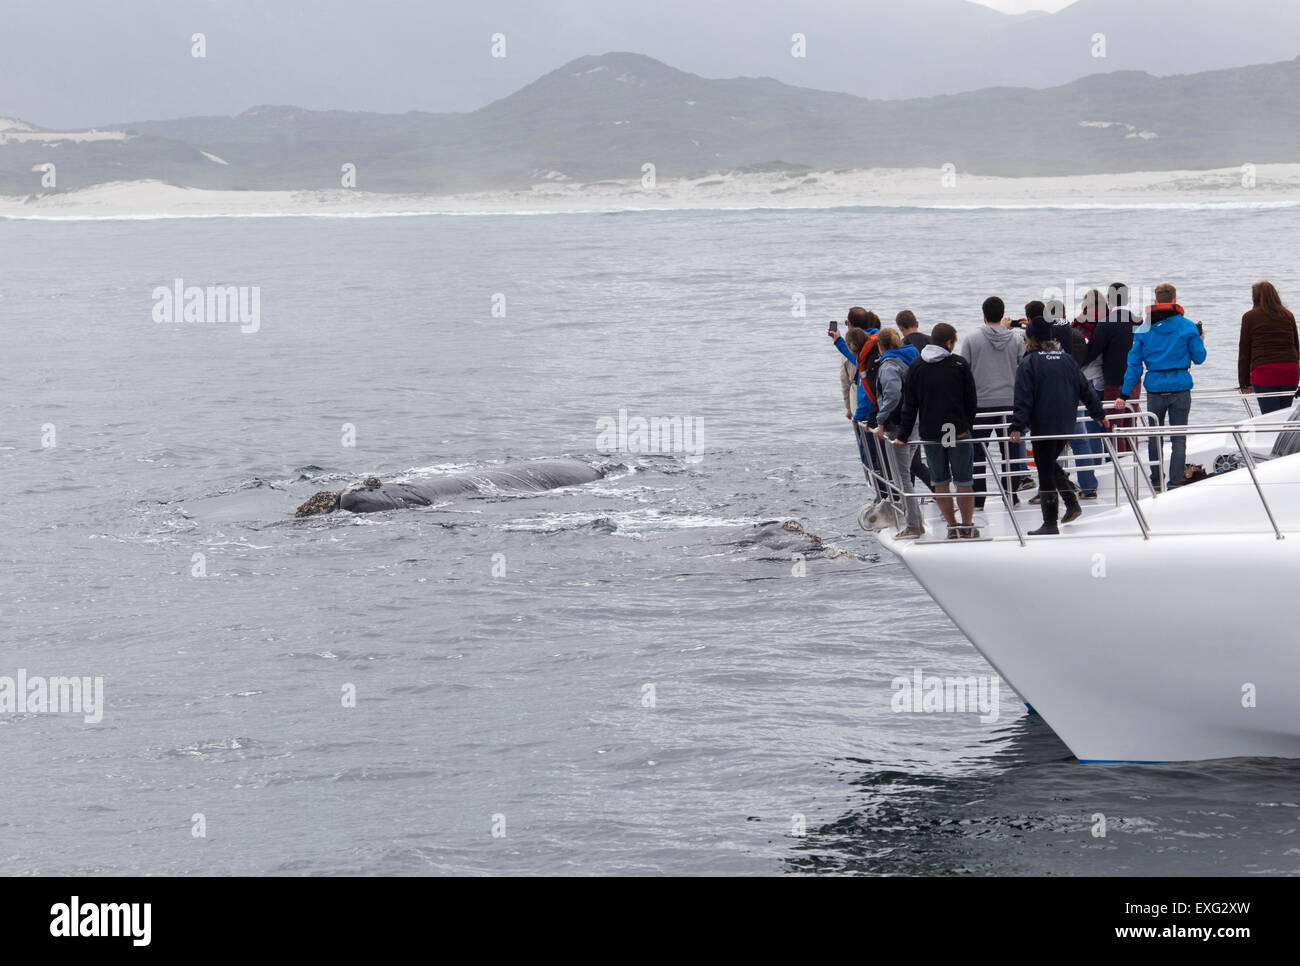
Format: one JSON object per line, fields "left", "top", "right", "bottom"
{"left": 1011, "top": 348, "right": 1108, "bottom": 438}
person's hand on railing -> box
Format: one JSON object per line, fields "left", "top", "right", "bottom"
{"left": 1111, "top": 397, "right": 1129, "bottom": 412}
{"left": 1240, "top": 386, "right": 1254, "bottom": 394}
{"left": 1008, "top": 429, "right": 1021, "bottom": 444}
{"left": 872, "top": 425, "right": 887, "bottom": 440}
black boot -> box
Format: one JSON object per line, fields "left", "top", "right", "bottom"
{"left": 1061, "top": 489, "right": 1082, "bottom": 524}
{"left": 1029, "top": 493, "right": 1059, "bottom": 535}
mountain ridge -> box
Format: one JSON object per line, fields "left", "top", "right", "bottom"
{"left": 3, "top": 50, "right": 1299, "bottom": 195}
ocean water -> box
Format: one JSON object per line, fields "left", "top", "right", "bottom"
{"left": 3, "top": 205, "right": 1299, "bottom": 876}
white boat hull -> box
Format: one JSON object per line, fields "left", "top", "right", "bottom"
{"left": 881, "top": 451, "right": 1300, "bottom": 762}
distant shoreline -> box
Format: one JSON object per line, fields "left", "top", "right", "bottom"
{"left": 4, "top": 165, "right": 1299, "bottom": 220}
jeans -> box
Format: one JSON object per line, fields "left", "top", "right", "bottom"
{"left": 1253, "top": 383, "right": 1299, "bottom": 415}
{"left": 855, "top": 423, "right": 884, "bottom": 479}
{"left": 888, "top": 441, "right": 924, "bottom": 530}
{"left": 1145, "top": 390, "right": 1192, "bottom": 488}
{"left": 971, "top": 406, "right": 1025, "bottom": 508}
{"left": 1068, "top": 417, "right": 1102, "bottom": 492}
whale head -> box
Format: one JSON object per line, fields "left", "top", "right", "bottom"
{"left": 295, "top": 490, "right": 341, "bottom": 517}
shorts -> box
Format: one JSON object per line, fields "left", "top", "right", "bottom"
{"left": 923, "top": 436, "right": 974, "bottom": 487}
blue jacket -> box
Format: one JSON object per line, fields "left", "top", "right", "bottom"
{"left": 1011, "top": 348, "right": 1107, "bottom": 438}
{"left": 833, "top": 332, "right": 879, "bottom": 421}
{"left": 1121, "top": 308, "right": 1207, "bottom": 396}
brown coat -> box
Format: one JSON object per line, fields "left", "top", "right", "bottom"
{"left": 1238, "top": 306, "right": 1300, "bottom": 388}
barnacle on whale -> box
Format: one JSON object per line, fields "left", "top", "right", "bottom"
{"left": 294, "top": 490, "right": 341, "bottom": 517}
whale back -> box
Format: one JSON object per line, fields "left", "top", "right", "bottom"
{"left": 306, "top": 459, "right": 607, "bottom": 516}
{"left": 471, "top": 460, "right": 605, "bottom": 493}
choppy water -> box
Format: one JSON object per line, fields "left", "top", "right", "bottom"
{"left": 3, "top": 206, "right": 1299, "bottom": 875}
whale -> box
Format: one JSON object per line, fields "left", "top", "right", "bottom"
{"left": 295, "top": 459, "right": 610, "bottom": 517}
{"left": 724, "top": 520, "right": 863, "bottom": 560}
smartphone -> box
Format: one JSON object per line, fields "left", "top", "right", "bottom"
{"left": 828, "top": 321, "right": 838, "bottom": 335}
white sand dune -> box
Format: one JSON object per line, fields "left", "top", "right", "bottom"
{"left": 3, "top": 165, "right": 1299, "bottom": 219}
{"left": 0, "top": 119, "right": 129, "bottom": 145}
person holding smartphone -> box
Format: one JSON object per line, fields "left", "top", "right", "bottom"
{"left": 829, "top": 307, "right": 878, "bottom": 420}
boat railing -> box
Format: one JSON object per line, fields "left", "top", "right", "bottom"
{"left": 1186, "top": 385, "right": 1297, "bottom": 419}
{"left": 853, "top": 385, "right": 1300, "bottom": 546}
{"left": 854, "top": 407, "right": 1162, "bottom": 509}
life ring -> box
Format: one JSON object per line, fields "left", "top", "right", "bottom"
{"left": 857, "top": 504, "right": 876, "bottom": 532}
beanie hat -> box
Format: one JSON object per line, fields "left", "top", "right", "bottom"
{"left": 1027, "top": 317, "right": 1053, "bottom": 343}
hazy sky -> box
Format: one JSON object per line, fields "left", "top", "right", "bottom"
{"left": 2, "top": 0, "right": 1295, "bottom": 129}
{"left": 970, "top": 0, "right": 1077, "bottom": 11}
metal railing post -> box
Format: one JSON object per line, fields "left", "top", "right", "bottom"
{"left": 1101, "top": 435, "right": 1151, "bottom": 540}
{"left": 981, "top": 439, "right": 1026, "bottom": 547}
{"left": 853, "top": 422, "right": 873, "bottom": 489}
{"left": 1232, "top": 431, "right": 1284, "bottom": 540}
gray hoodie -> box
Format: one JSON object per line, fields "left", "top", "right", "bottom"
{"left": 961, "top": 323, "right": 1025, "bottom": 408}
{"left": 876, "top": 351, "right": 916, "bottom": 440}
